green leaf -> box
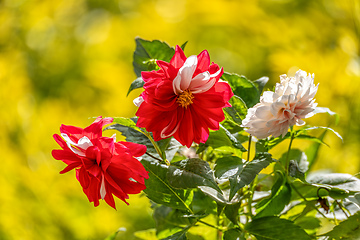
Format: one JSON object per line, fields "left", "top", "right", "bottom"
{"left": 347, "top": 193, "right": 360, "bottom": 208}
{"left": 255, "top": 135, "right": 289, "bottom": 154}
{"left": 294, "top": 216, "right": 321, "bottom": 230}
{"left": 214, "top": 156, "right": 244, "bottom": 180}
{"left": 223, "top": 228, "right": 245, "bottom": 240}
{"left": 278, "top": 149, "right": 309, "bottom": 179}
{"left": 307, "top": 173, "right": 360, "bottom": 196}
{"left": 255, "top": 172, "right": 291, "bottom": 218}
{"left": 203, "top": 126, "right": 246, "bottom": 152}
{"left": 106, "top": 118, "right": 180, "bottom": 161}
{"left": 324, "top": 211, "right": 360, "bottom": 239}
{"left": 105, "top": 122, "right": 159, "bottom": 161}
{"left": 305, "top": 131, "right": 326, "bottom": 172}
{"left": 153, "top": 206, "right": 193, "bottom": 239}
{"left": 221, "top": 72, "right": 260, "bottom": 108}
{"left": 291, "top": 173, "right": 360, "bottom": 201}
{"left": 252, "top": 76, "right": 269, "bottom": 94}
{"left": 224, "top": 202, "right": 241, "bottom": 225}
{"left": 180, "top": 41, "right": 188, "bottom": 50}
{"left": 133, "top": 38, "right": 175, "bottom": 77}
{"left": 142, "top": 160, "right": 193, "bottom": 211}
{"left": 313, "top": 107, "right": 339, "bottom": 125}
{"left": 295, "top": 134, "right": 329, "bottom": 147}
{"left": 301, "top": 126, "right": 343, "bottom": 142}
{"left": 167, "top": 158, "right": 221, "bottom": 193}
{"left": 245, "top": 216, "right": 311, "bottom": 240}
{"left": 127, "top": 77, "right": 145, "bottom": 96}
{"left": 112, "top": 117, "right": 143, "bottom": 132}
{"left": 229, "top": 153, "right": 273, "bottom": 201}
{"left": 104, "top": 228, "right": 126, "bottom": 240}
{"left": 190, "top": 189, "right": 216, "bottom": 215}
{"left": 223, "top": 95, "right": 248, "bottom": 126}
{"left": 161, "top": 228, "right": 188, "bottom": 240}
{"left": 197, "top": 186, "right": 228, "bottom": 205}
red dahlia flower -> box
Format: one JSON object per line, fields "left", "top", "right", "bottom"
{"left": 52, "top": 117, "right": 149, "bottom": 209}
{"left": 134, "top": 46, "right": 234, "bottom": 147}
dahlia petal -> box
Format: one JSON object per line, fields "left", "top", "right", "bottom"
{"left": 77, "top": 167, "right": 90, "bottom": 189}
{"left": 53, "top": 134, "right": 68, "bottom": 149}
{"left": 174, "top": 55, "right": 198, "bottom": 92}
{"left": 195, "top": 49, "right": 210, "bottom": 74}
{"left": 100, "top": 175, "right": 106, "bottom": 200}
{"left": 254, "top": 105, "right": 272, "bottom": 119}
{"left": 213, "top": 78, "right": 233, "bottom": 101}
{"left": 142, "top": 70, "right": 164, "bottom": 85}
{"left": 111, "top": 155, "right": 149, "bottom": 179}
{"left": 177, "top": 109, "right": 194, "bottom": 148}
{"left": 188, "top": 71, "right": 211, "bottom": 90}
{"left": 104, "top": 189, "right": 119, "bottom": 209}
{"left": 61, "top": 133, "right": 91, "bottom": 157}
{"left": 208, "top": 63, "right": 220, "bottom": 75}
{"left": 51, "top": 149, "right": 79, "bottom": 162}
{"left": 59, "top": 162, "right": 82, "bottom": 174}
{"left": 119, "top": 141, "right": 147, "bottom": 157}
{"left": 104, "top": 172, "right": 128, "bottom": 199}
{"left": 193, "top": 92, "right": 227, "bottom": 108}
{"left": 192, "top": 104, "right": 225, "bottom": 123}
{"left": 60, "top": 124, "right": 83, "bottom": 137}
{"left": 170, "top": 45, "right": 187, "bottom": 69}
{"left": 156, "top": 60, "right": 173, "bottom": 79}
{"left": 84, "top": 117, "right": 113, "bottom": 139}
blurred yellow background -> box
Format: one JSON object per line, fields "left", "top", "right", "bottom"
{"left": 0, "top": 0, "right": 359, "bottom": 239}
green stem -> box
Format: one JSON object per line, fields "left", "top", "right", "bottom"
{"left": 198, "top": 220, "right": 225, "bottom": 232}
{"left": 246, "top": 135, "right": 252, "bottom": 162}
{"left": 285, "top": 131, "right": 295, "bottom": 174}
{"left": 286, "top": 177, "right": 329, "bottom": 219}
{"left": 144, "top": 152, "right": 163, "bottom": 162}
{"left": 143, "top": 130, "right": 170, "bottom": 165}
{"left": 245, "top": 135, "right": 254, "bottom": 222}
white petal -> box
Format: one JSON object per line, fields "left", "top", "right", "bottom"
{"left": 188, "top": 71, "right": 211, "bottom": 89}
{"left": 133, "top": 96, "right": 144, "bottom": 107}
{"left": 100, "top": 175, "right": 106, "bottom": 200}
{"left": 160, "top": 123, "right": 180, "bottom": 138}
{"left": 173, "top": 55, "right": 198, "bottom": 93}
{"left": 61, "top": 133, "right": 92, "bottom": 157}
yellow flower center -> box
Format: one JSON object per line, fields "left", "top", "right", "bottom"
{"left": 177, "top": 89, "right": 194, "bottom": 108}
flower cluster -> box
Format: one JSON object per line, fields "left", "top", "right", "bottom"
{"left": 134, "top": 46, "right": 234, "bottom": 147}
{"left": 52, "top": 117, "right": 149, "bottom": 209}
{"left": 242, "top": 70, "right": 318, "bottom": 139}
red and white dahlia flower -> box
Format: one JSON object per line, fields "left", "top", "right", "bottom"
{"left": 134, "top": 46, "right": 234, "bottom": 147}
{"left": 242, "top": 70, "right": 318, "bottom": 139}
{"left": 52, "top": 117, "right": 148, "bottom": 209}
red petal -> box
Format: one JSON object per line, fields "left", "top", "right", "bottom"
{"left": 170, "top": 45, "right": 187, "bottom": 69}
{"left": 77, "top": 167, "right": 90, "bottom": 189}
{"left": 60, "top": 125, "right": 84, "bottom": 142}
{"left": 193, "top": 92, "right": 227, "bottom": 108}
{"left": 53, "top": 134, "right": 67, "bottom": 149}
{"left": 194, "top": 50, "right": 210, "bottom": 76}
{"left": 51, "top": 149, "right": 80, "bottom": 163}
{"left": 84, "top": 117, "right": 113, "bottom": 139}
{"left": 120, "top": 142, "right": 147, "bottom": 157}
{"left": 59, "top": 162, "right": 81, "bottom": 174}
{"left": 176, "top": 108, "right": 194, "bottom": 148}
{"left": 214, "top": 81, "right": 234, "bottom": 102}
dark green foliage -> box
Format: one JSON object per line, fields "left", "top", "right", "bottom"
{"left": 245, "top": 216, "right": 311, "bottom": 240}
{"left": 133, "top": 38, "right": 175, "bottom": 77}
{"left": 229, "top": 153, "right": 274, "bottom": 201}
{"left": 142, "top": 160, "right": 193, "bottom": 211}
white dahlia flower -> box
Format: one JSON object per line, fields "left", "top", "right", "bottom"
{"left": 242, "top": 70, "right": 318, "bottom": 139}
